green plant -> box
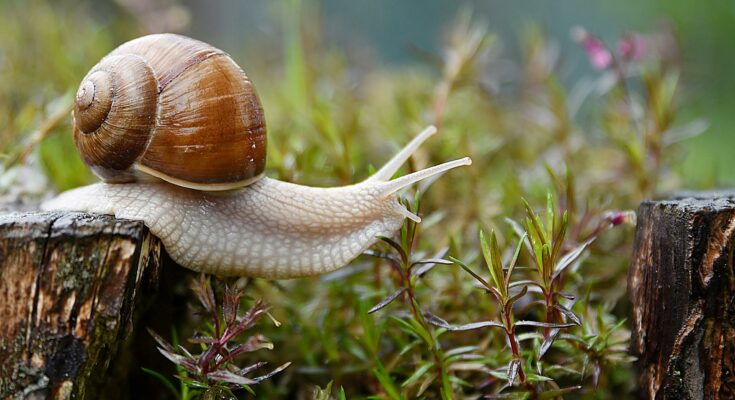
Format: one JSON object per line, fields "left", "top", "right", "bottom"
{"left": 366, "top": 196, "right": 457, "bottom": 399}
{"left": 145, "top": 275, "right": 290, "bottom": 399}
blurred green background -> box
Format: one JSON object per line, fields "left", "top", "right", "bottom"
{"left": 1, "top": 0, "right": 733, "bottom": 190}
{"left": 188, "top": 0, "right": 735, "bottom": 188}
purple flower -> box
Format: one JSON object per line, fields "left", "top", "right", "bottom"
{"left": 572, "top": 27, "right": 613, "bottom": 71}
{"left": 618, "top": 33, "right": 648, "bottom": 60}
{"left": 604, "top": 210, "right": 636, "bottom": 226}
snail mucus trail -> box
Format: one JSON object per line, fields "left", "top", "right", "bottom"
{"left": 42, "top": 34, "right": 472, "bottom": 279}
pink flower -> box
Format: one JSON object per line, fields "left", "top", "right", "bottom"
{"left": 618, "top": 33, "right": 648, "bottom": 60}
{"left": 571, "top": 27, "right": 613, "bottom": 71}
{"left": 604, "top": 210, "right": 636, "bottom": 226}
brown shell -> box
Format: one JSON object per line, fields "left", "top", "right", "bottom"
{"left": 72, "top": 33, "right": 267, "bottom": 190}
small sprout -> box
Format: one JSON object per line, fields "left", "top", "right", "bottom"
{"left": 147, "top": 274, "right": 289, "bottom": 395}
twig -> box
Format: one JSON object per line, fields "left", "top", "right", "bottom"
{"left": 2, "top": 99, "right": 73, "bottom": 170}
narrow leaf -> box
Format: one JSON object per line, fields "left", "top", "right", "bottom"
{"left": 508, "top": 280, "right": 544, "bottom": 291}
{"left": 236, "top": 361, "right": 268, "bottom": 376}
{"left": 434, "top": 320, "right": 504, "bottom": 331}
{"left": 448, "top": 362, "right": 491, "bottom": 373}
{"left": 147, "top": 328, "right": 177, "bottom": 354}
{"left": 412, "top": 258, "right": 453, "bottom": 266}
{"left": 222, "top": 286, "right": 241, "bottom": 328}
{"left": 250, "top": 362, "right": 292, "bottom": 383}
{"left": 207, "top": 370, "right": 257, "bottom": 385}
{"left": 191, "top": 273, "right": 217, "bottom": 316}
{"left": 551, "top": 211, "right": 568, "bottom": 262}
{"left": 515, "top": 320, "right": 576, "bottom": 328}
{"left": 554, "top": 237, "right": 595, "bottom": 278}
{"left": 505, "top": 217, "right": 533, "bottom": 256}
{"left": 539, "top": 328, "right": 561, "bottom": 359}
{"left": 377, "top": 236, "right": 408, "bottom": 265}
{"left": 557, "top": 333, "right": 587, "bottom": 346}
{"left": 372, "top": 364, "right": 401, "bottom": 400}
{"left": 489, "top": 231, "right": 505, "bottom": 291}
{"left": 480, "top": 230, "right": 504, "bottom": 296}
{"left": 417, "top": 372, "right": 437, "bottom": 397}
{"left": 176, "top": 344, "right": 193, "bottom": 359}
{"left": 449, "top": 321, "right": 505, "bottom": 331}
{"left": 402, "top": 362, "right": 433, "bottom": 387}
{"left": 541, "top": 244, "right": 552, "bottom": 286}
{"left": 554, "top": 291, "right": 576, "bottom": 300}
{"left": 399, "top": 340, "right": 421, "bottom": 356}
{"left": 444, "top": 346, "right": 480, "bottom": 358}
{"left": 408, "top": 315, "right": 434, "bottom": 346}
{"left": 553, "top": 304, "right": 581, "bottom": 325}
{"left": 504, "top": 233, "right": 528, "bottom": 291}
{"left": 593, "top": 362, "right": 601, "bottom": 388}
{"left": 188, "top": 335, "right": 215, "bottom": 345}
{"left": 524, "top": 198, "right": 548, "bottom": 245}
{"left": 422, "top": 312, "right": 450, "bottom": 328}
{"left": 368, "top": 287, "right": 407, "bottom": 314}
{"left": 525, "top": 372, "right": 553, "bottom": 383}
{"left": 449, "top": 256, "right": 492, "bottom": 290}
{"left": 441, "top": 368, "right": 454, "bottom": 400}
{"left": 507, "top": 358, "right": 521, "bottom": 386}
{"left": 505, "top": 286, "right": 529, "bottom": 309}
{"left": 411, "top": 251, "right": 452, "bottom": 277}
{"left": 156, "top": 348, "right": 194, "bottom": 369}
{"left": 423, "top": 311, "right": 503, "bottom": 331}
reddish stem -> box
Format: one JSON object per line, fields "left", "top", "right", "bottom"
{"left": 199, "top": 340, "right": 223, "bottom": 376}
{"left": 543, "top": 291, "right": 554, "bottom": 338}
{"left": 503, "top": 311, "right": 526, "bottom": 384}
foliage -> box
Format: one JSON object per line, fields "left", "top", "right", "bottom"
{"left": 0, "top": 1, "right": 705, "bottom": 398}
{"left": 145, "top": 275, "right": 290, "bottom": 399}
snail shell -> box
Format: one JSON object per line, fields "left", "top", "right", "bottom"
{"left": 73, "top": 33, "right": 266, "bottom": 191}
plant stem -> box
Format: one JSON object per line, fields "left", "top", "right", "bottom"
{"left": 199, "top": 341, "right": 222, "bottom": 376}
{"left": 405, "top": 268, "right": 452, "bottom": 399}
{"left": 3, "top": 99, "right": 72, "bottom": 170}
{"left": 503, "top": 311, "right": 526, "bottom": 384}
{"left": 543, "top": 291, "right": 553, "bottom": 339}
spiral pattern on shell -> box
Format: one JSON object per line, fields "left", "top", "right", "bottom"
{"left": 73, "top": 34, "right": 267, "bottom": 190}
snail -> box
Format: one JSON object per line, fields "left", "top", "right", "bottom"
{"left": 42, "top": 33, "right": 471, "bottom": 279}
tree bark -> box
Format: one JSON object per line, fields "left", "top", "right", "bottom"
{"left": 0, "top": 211, "right": 169, "bottom": 399}
{"left": 629, "top": 192, "right": 735, "bottom": 400}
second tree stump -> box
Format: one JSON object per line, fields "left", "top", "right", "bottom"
{"left": 628, "top": 193, "right": 735, "bottom": 399}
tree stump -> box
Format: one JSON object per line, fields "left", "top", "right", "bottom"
{"left": 629, "top": 192, "right": 735, "bottom": 399}
{"left": 0, "top": 212, "right": 174, "bottom": 399}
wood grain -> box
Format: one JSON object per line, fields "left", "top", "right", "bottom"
{"left": 629, "top": 193, "right": 735, "bottom": 399}
{"left": 0, "top": 212, "right": 163, "bottom": 399}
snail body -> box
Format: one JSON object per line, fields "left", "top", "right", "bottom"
{"left": 42, "top": 34, "right": 471, "bottom": 279}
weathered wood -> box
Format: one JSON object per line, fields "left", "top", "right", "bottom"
{"left": 629, "top": 192, "right": 735, "bottom": 399}
{"left": 0, "top": 212, "right": 165, "bottom": 399}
